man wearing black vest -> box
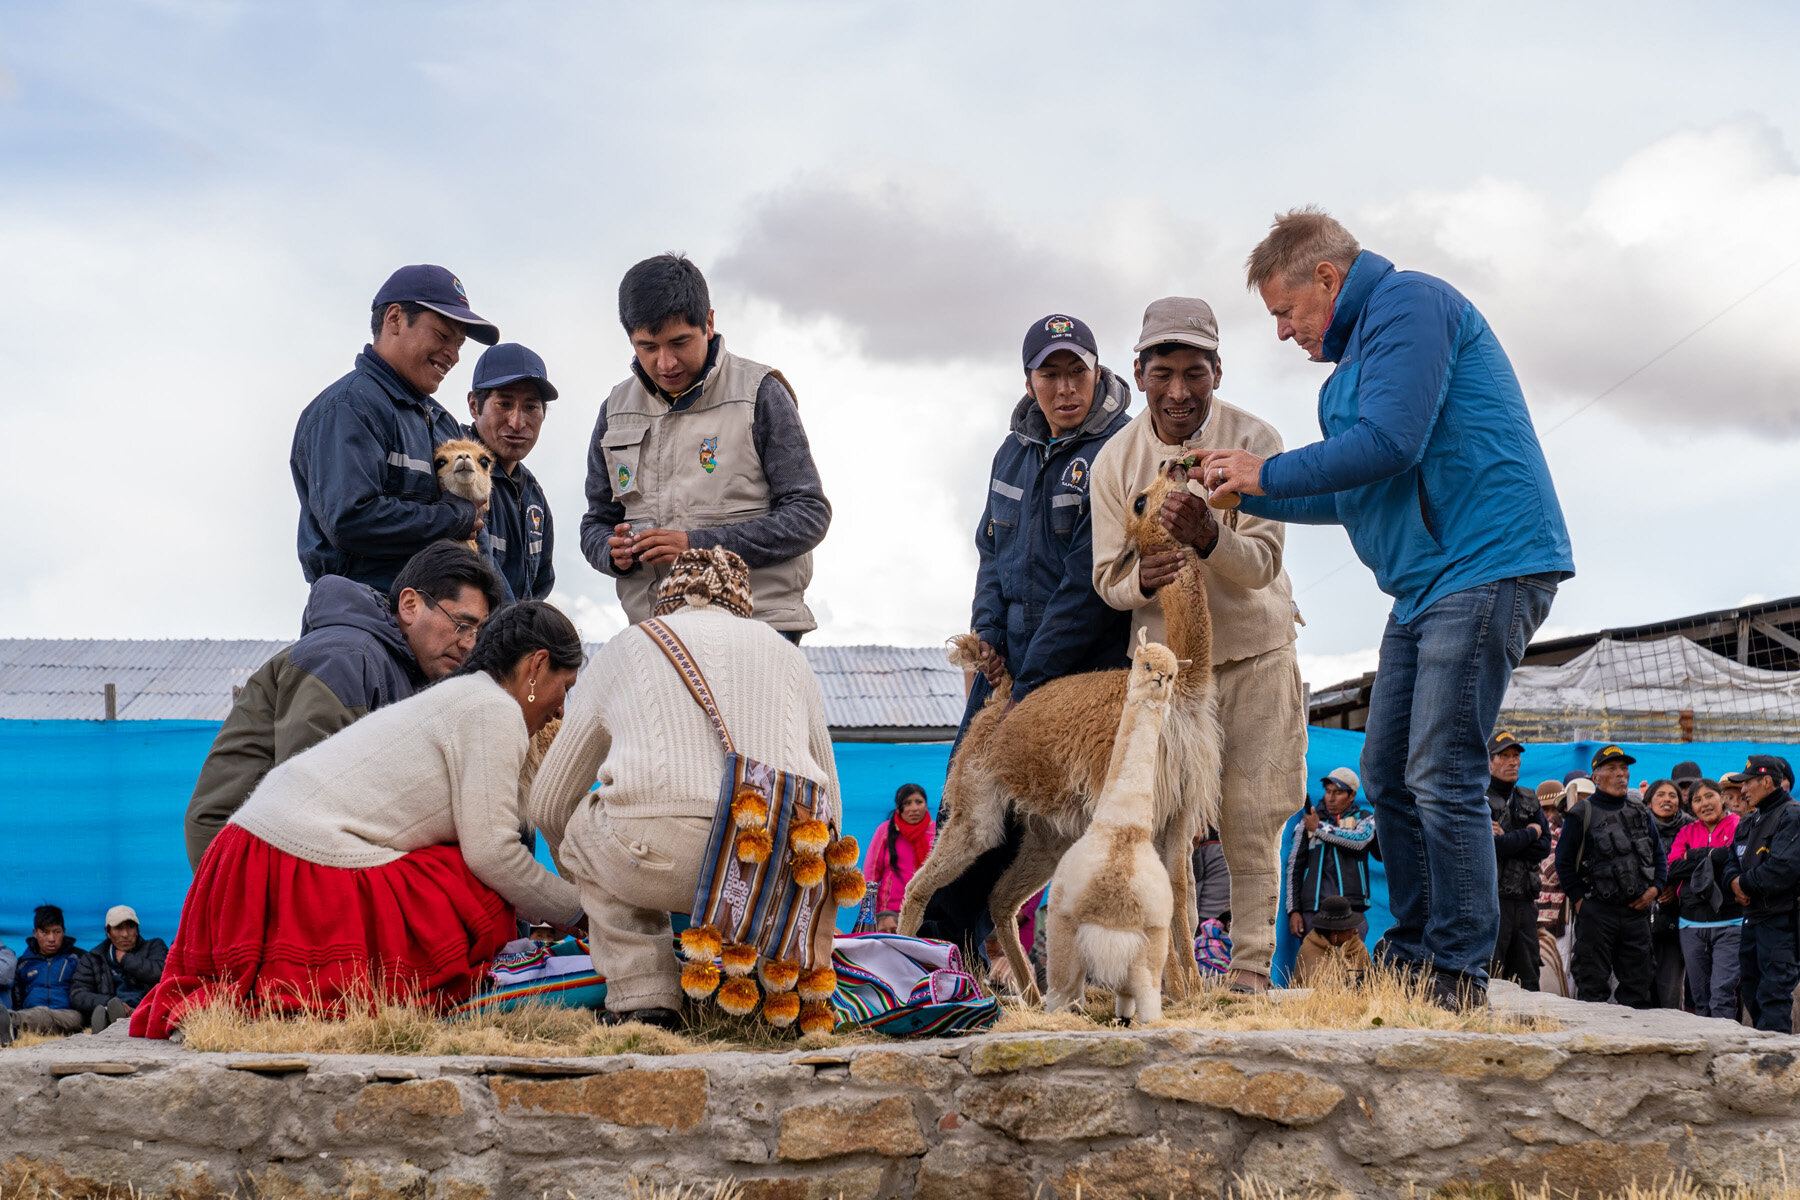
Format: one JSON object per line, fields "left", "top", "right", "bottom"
{"left": 1553, "top": 745, "right": 1664, "bottom": 1007}
{"left": 1487, "top": 731, "right": 1550, "bottom": 990}
{"left": 1727, "top": 756, "right": 1800, "bottom": 1033}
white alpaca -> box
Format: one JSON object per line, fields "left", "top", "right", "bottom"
{"left": 1044, "top": 631, "right": 1180, "bottom": 1024}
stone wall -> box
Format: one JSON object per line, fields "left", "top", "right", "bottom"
{"left": 5, "top": 989, "right": 1799, "bottom": 1199}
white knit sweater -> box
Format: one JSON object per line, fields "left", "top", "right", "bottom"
{"left": 232, "top": 673, "right": 582, "bottom": 924}
{"left": 529, "top": 607, "right": 840, "bottom": 858}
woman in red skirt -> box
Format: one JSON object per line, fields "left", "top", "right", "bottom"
{"left": 133, "top": 602, "right": 586, "bottom": 1039}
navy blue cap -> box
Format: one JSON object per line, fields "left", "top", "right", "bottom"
{"left": 1022, "top": 313, "right": 1099, "bottom": 371}
{"left": 473, "top": 343, "right": 558, "bottom": 401}
{"left": 372, "top": 265, "right": 499, "bottom": 346}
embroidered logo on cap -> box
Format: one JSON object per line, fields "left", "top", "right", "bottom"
{"left": 1045, "top": 316, "right": 1074, "bottom": 337}
{"left": 452, "top": 276, "right": 467, "bottom": 301}
{"left": 700, "top": 436, "right": 719, "bottom": 474}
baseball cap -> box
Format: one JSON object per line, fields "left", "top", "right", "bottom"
{"left": 372, "top": 265, "right": 500, "bottom": 346}
{"left": 1729, "top": 755, "right": 1785, "bottom": 784}
{"left": 1591, "top": 744, "right": 1637, "bottom": 770}
{"left": 1567, "top": 777, "right": 1597, "bottom": 801}
{"left": 105, "top": 905, "right": 138, "bottom": 928}
{"left": 1487, "top": 730, "right": 1525, "bottom": 755}
{"left": 1319, "top": 766, "right": 1360, "bottom": 793}
{"left": 1670, "top": 760, "right": 1702, "bottom": 782}
{"left": 1023, "top": 313, "right": 1099, "bottom": 371}
{"left": 1134, "top": 296, "right": 1220, "bottom": 353}
{"left": 473, "top": 343, "right": 558, "bottom": 401}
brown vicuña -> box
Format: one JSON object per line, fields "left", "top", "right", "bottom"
{"left": 898, "top": 465, "right": 1222, "bottom": 1001}
{"left": 434, "top": 438, "right": 493, "bottom": 551}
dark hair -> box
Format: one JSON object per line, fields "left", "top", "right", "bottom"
{"left": 1691, "top": 778, "right": 1725, "bottom": 802}
{"left": 1136, "top": 342, "right": 1220, "bottom": 373}
{"left": 886, "top": 784, "right": 929, "bottom": 872}
{"left": 390, "top": 540, "right": 505, "bottom": 615}
{"left": 1643, "top": 779, "right": 1681, "bottom": 812}
{"left": 371, "top": 299, "right": 431, "bottom": 340}
{"left": 470, "top": 384, "right": 551, "bottom": 414}
{"left": 455, "top": 600, "right": 583, "bottom": 683}
{"left": 619, "top": 253, "right": 710, "bottom": 336}
{"left": 33, "top": 904, "right": 64, "bottom": 931}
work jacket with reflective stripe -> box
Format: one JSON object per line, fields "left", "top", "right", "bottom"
{"left": 481, "top": 450, "right": 555, "bottom": 602}
{"left": 291, "top": 347, "right": 478, "bottom": 595}
{"left": 971, "top": 368, "right": 1132, "bottom": 701}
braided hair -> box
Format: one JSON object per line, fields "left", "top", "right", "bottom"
{"left": 454, "top": 600, "right": 584, "bottom": 683}
{"left": 886, "top": 783, "right": 927, "bottom": 872}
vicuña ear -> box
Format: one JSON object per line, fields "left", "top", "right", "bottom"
{"left": 1136, "top": 627, "right": 1149, "bottom": 650}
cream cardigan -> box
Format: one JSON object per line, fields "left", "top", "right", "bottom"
{"left": 529, "top": 607, "right": 840, "bottom": 861}
{"left": 232, "top": 673, "right": 581, "bottom": 923}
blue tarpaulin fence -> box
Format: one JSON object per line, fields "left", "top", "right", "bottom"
{"left": 0, "top": 719, "right": 1789, "bottom": 965}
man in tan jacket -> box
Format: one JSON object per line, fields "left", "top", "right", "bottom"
{"left": 1089, "top": 297, "right": 1306, "bottom": 991}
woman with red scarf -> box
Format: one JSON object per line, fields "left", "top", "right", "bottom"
{"left": 865, "top": 784, "right": 935, "bottom": 933}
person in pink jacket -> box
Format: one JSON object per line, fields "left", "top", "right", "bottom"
{"left": 865, "top": 784, "right": 935, "bottom": 933}
{"left": 1664, "top": 778, "right": 1743, "bottom": 1019}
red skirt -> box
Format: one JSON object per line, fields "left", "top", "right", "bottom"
{"left": 130, "top": 825, "right": 515, "bottom": 1039}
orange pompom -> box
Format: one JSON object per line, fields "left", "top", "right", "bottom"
{"left": 681, "top": 960, "right": 721, "bottom": 1000}
{"left": 790, "top": 818, "right": 831, "bottom": 856}
{"left": 831, "top": 868, "right": 867, "bottom": 907}
{"left": 679, "top": 924, "right": 722, "bottom": 963}
{"left": 797, "top": 965, "right": 838, "bottom": 1002}
{"left": 759, "top": 957, "right": 800, "bottom": 993}
{"left": 825, "top": 836, "right": 860, "bottom": 869}
{"left": 735, "top": 827, "right": 773, "bottom": 864}
{"left": 798, "top": 999, "right": 837, "bottom": 1035}
{"left": 717, "top": 977, "right": 761, "bottom": 1017}
{"left": 731, "top": 786, "right": 769, "bottom": 830}
{"left": 762, "top": 990, "right": 800, "bottom": 1029}
{"left": 790, "top": 852, "right": 826, "bottom": 889}
{"left": 720, "top": 942, "right": 760, "bottom": 978}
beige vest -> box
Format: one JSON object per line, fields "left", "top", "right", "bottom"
{"left": 599, "top": 347, "right": 815, "bottom": 631}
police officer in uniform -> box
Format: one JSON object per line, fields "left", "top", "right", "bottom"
{"left": 1553, "top": 745, "right": 1665, "bottom": 1007}
{"left": 1487, "top": 731, "right": 1551, "bottom": 990}
{"left": 1727, "top": 755, "right": 1800, "bottom": 1033}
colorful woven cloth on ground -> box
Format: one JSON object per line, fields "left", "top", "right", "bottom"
{"left": 1195, "top": 919, "right": 1232, "bottom": 976}
{"left": 453, "top": 936, "right": 607, "bottom": 1015}
{"left": 829, "top": 933, "right": 999, "bottom": 1037}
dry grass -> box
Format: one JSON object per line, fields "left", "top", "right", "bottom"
{"left": 1, "top": 1030, "right": 72, "bottom": 1051}
{"left": 992, "top": 959, "right": 1559, "bottom": 1036}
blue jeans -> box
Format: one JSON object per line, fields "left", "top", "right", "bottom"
{"left": 1361, "top": 574, "right": 1558, "bottom": 983}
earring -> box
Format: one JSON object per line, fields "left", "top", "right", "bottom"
{"left": 527, "top": 678, "right": 536, "bottom": 703}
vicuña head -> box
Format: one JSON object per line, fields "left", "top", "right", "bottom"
{"left": 1128, "top": 627, "right": 1182, "bottom": 703}
{"left": 434, "top": 438, "right": 494, "bottom": 506}
{"left": 1123, "top": 462, "right": 1196, "bottom": 557}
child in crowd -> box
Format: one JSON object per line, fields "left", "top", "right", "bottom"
{"left": 1664, "top": 777, "right": 1742, "bottom": 1020}
{"left": 863, "top": 783, "right": 934, "bottom": 933}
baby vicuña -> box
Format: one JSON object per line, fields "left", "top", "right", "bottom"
{"left": 433, "top": 438, "right": 493, "bottom": 551}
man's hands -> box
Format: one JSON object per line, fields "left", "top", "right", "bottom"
{"left": 1491, "top": 820, "right": 1504, "bottom": 837}
{"left": 1289, "top": 912, "right": 1305, "bottom": 937}
{"left": 1731, "top": 877, "right": 1751, "bottom": 905}
{"left": 1628, "top": 885, "right": 1659, "bottom": 911}
{"left": 1302, "top": 810, "right": 1320, "bottom": 833}
{"left": 1199, "top": 448, "right": 1267, "bottom": 502}
{"left": 1160, "top": 486, "right": 1219, "bottom": 554}
{"left": 607, "top": 523, "right": 691, "bottom": 571}
{"left": 1527, "top": 823, "right": 1543, "bottom": 839}
{"left": 975, "top": 641, "right": 1007, "bottom": 689}
{"left": 1138, "top": 551, "right": 1184, "bottom": 595}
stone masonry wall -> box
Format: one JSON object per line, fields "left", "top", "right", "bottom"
{"left": 4, "top": 990, "right": 1800, "bottom": 1199}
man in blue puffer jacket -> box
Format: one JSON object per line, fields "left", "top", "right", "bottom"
{"left": 1205, "top": 208, "right": 1574, "bottom": 1009}
{"left": 917, "top": 313, "right": 1133, "bottom": 948}
{"left": 9, "top": 905, "right": 85, "bottom": 1038}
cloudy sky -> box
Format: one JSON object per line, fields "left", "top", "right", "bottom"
{"left": 4, "top": 1, "right": 1799, "bottom": 686}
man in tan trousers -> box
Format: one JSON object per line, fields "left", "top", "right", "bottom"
{"left": 1089, "top": 297, "right": 1306, "bottom": 992}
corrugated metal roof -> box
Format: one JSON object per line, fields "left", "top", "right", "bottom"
{"left": 0, "top": 638, "right": 966, "bottom": 732}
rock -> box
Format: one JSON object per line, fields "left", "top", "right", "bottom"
{"left": 488, "top": 1067, "right": 707, "bottom": 1130}
{"left": 969, "top": 1036, "right": 1144, "bottom": 1075}
{"left": 1338, "top": 1078, "right": 1471, "bottom": 1160}
{"left": 775, "top": 1095, "right": 927, "bottom": 1161}
{"left": 1564, "top": 1033, "right": 1708, "bottom": 1056}
{"left": 739, "top": 1165, "right": 889, "bottom": 1200}
{"left": 914, "top": 1139, "right": 1033, "bottom": 1200}
{"left": 1373, "top": 1036, "right": 1567, "bottom": 1080}
{"left": 333, "top": 1079, "right": 465, "bottom": 1136}
{"left": 1710, "top": 1050, "right": 1800, "bottom": 1113}
{"left": 1473, "top": 1140, "right": 1676, "bottom": 1194}
{"left": 1548, "top": 1076, "right": 1655, "bottom": 1135}
{"left": 47, "top": 1062, "right": 137, "bottom": 1076}
{"left": 850, "top": 1049, "right": 964, "bottom": 1090}
{"left": 1137, "top": 1061, "right": 1344, "bottom": 1126}
{"left": 958, "top": 1079, "right": 1138, "bottom": 1141}
{"left": 225, "top": 1056, "right": 312, "bottom": 1073}
{"left": 1056, "top": 1135, "right": 1222, "bottom": 1200}
{"left": 1238, "top": 1130, "right": 1348, "bottom": 1194}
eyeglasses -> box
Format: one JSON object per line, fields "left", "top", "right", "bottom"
{"left": 431, "top": 598, "right": 482, "bottom": 642}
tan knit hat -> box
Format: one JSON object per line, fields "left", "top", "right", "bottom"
{"left": 654, "top": 547, "right": 753, "bottom": 618}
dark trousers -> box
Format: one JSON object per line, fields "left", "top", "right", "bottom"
{"left": 1493, "top": 896, "right": 1541, "bottom": 991}
{"left": 1740, "top": 911, "right": 1800, "bottom": 1034}
{"left": 1652, "top": 936, "right": 1687, "bottom": 1009}
{"left": 1571, "top": 898, "right": 1654, "bottom": 1008}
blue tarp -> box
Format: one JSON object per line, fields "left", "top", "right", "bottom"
{"left": 0, "top": 719, "right": 1790, "bottom": 960}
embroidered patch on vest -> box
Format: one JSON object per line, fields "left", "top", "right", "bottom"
{"left": 527, "top": 504, "right": 544, "bottom": 534}
{"left": 1061, "top": 456, "right": 1089, "bottom": 490}
{"left": 617, "top": 462, "right": 632, "bottom": 490}
{"left": 700, "top": 436, "right": 719, "bottom": 474}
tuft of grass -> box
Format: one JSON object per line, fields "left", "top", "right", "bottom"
{"left": 0, "top": 1030, "right": 73, "bottom": 1052}
{"left": 993, "top": 958, "right": 1559, "bottom": 1036}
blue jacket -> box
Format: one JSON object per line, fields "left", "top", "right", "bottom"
{"left": 1287, "top": 802, "right": 1377, "bottom": 913}
{"left": 13, "top": 936, "right": 83, "bottom": 1011}
{"left": 972, "top": 368, "right": 1133, "bottom": 701}
{"left": 1242, "top": 252, "right": 1574, "bottom": 624}
{"left": 291, "top": 348, "right": 480, "bottom": 595}
{"left": 482, "top": 453, "right": 555, "bottom": 602}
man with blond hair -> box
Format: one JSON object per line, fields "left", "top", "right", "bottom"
{"left": 1202, "top": 207, "right": 1574, "bottom": 1009}
{"left": 1088, "top": 297, "right": 1303, "bottom": 992}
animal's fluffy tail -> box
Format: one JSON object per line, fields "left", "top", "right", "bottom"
{"left": 1075, "top": 924, "right": 1148, "bottom": 989}
{"left": 946, "top": 632, "right": 1011, "bottom": 701}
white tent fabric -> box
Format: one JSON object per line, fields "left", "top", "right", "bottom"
{"left": 1503, "top": 636, "right": 1800, "bottom": 714}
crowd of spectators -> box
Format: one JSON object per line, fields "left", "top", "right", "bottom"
{"left": 2, "top": 905, "right": 165, "bottom": 1044}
